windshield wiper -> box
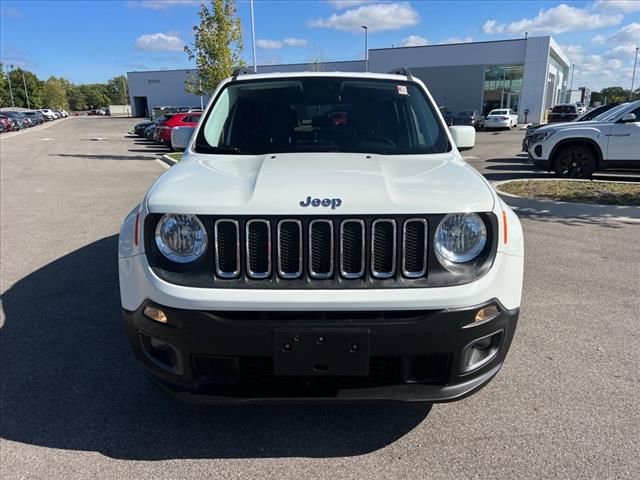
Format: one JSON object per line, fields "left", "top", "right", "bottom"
{"left": 196, "top": 144, "right": 247, "bottom": 154}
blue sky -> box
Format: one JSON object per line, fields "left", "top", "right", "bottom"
{"left": 1, "top": 0, "right": 639, "bottom": 90}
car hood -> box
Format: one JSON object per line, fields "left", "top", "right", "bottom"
{"left": 537, "top": 120, "right": 610, "bottom": 132}
{"left": 146, "top": 152, "right": 495, "bottom": 215}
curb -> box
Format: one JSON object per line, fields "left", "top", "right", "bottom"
{"left": 493, "top": 179, "right": 640, "bottom": 222}
{"left": 160, "top": 154, "right": 179, "bottom": 167}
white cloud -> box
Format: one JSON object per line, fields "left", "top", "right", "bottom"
{"left": 592, "top": 0, "right": 640, "bottom": 13}
{"left": 591, "top": 23, "right": 640, "bottom": 47}
{"left": 132, "top": 0, "right": 200, "bottom": 9}
{"left": 256, "top": 38, "right": 308, "bottom": 49}
{"left": 399, "top": 35, "right": 429, "bottom": 47}
{"left": 135, "top": 33, "right": 186, "bottom": 52}
{"left": 327, "top": 0, "right": 371, "bottom": 8}
{"left": 560, "top": 43, "right": 637, "bottom": 90}
{"left": 482, "top": 4, "right": 622, "bottom": 35}
{"left": 609, "top": 22, "right": 640, "bottom": 43}
{"left": 309, "top": 2, "right": 419, "bottom": 32}
{"left": 283, "top": 37, "right": 309, "bottom": 47}
{"left": 440, "top": 36, "right": 474, "bottom": 44}
{"left": 257, "top": 39, "right": 283, "bottom": 49}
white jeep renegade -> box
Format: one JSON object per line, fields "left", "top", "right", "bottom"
{"left": 119, "top": 69, "right": 524, "bottom": 403}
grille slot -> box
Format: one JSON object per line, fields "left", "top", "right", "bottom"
{"left": 277, "top": 220, "right": 303, "bottom": 279}
{"left": 371, "top": 219, "right": 397, "bottom": 278}
{"left": 246, "top": 220, "right": 271, "bottom": 279}
{"left": 309, "top": 220, "right": 334, "bottom": 279}
{"left": 214, "top": 219, "right": 240, "bottom": 278}
{"left": 340, "top": 220, "right": 365, "bottom": 279}
{"left": 402, "top": 219, "right": 428, "bottom": 278}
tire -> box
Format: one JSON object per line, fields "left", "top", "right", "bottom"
{"left": 552, "top": 144, "right": 597, "bottom": 179}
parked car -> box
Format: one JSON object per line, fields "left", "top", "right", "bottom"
{"left": 39, "top": 109, "right": 57, "bottom": 121}
{"left": 484, "top": 109, "right": 518, "bottom": 130}
{"left": 454, "top": 110, "right": 485, "bottom": 130}
{"left": 438, "top": 106, "right": 455, "bottom": 126}
{"left": 22, "top": 110, "right": 45, "bottom": 125}
{"left": 548, "top": 104, "right": 579, "bottom": 123}
{"left": 575, "top": 102, "right": 586, "bottom": 115}
{"left": 144, "top": 124, "right": 156, "bottom": 140}
{"left": 134, "top": 120, "right": 154, "bottom": 137}
{"left": 0, "top": 115, "right": 12, "bottom": 132}
{"left": 0, "top": 114, "right": 19, "bottom": 131}
{"left": 155, "top": 112, "right": 202, "bottom": 146}
{"left": 527, "top": 100, "right": 640, "bottom": 178}
{"left": 118, "top": 69, "right": 524, "bottom": 404}
{"left": 522, "top": 103, "right": 624, "bottom": 151}
{"left": 146, "top": 114, "right": 175, "bottom": 142}
{"left": 2, "top": 111, "right": 30, "bottom": 129}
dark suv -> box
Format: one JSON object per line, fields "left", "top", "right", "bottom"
{"left": 548, "top": 104, "right": 579, "bottom": 123}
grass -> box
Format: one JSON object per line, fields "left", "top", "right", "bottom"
{"left": 498, "top": 180, "right": 640, "bottom": 206}
{"left": 167, "top": 152, "right": 182, "bottom": 161}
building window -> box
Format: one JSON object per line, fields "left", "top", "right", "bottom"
{"left": 148, "top": 79, "right": 160, "bottom": 84}
{"left": 482, "top": 64, "right": 524, "bottom": 116}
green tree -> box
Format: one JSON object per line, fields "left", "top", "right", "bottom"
{"left": 6, "top": 68, "right": 43, "bottom": 108}
{"left": 0, "top": 64, "right": 6, "bottom": 106}
{"left": 80, "top": 84, "right": 110, "bottom": 109}
{"left": 67, "top": 85, "right": 87, "bottom": 111}
{"left": 598, "top": 86, "right": 629, "bottom": 103}
{"left": 184, "top": 0, "right": 244, "bottom": 95}
{"left": 42, "top": 76, "right": 69, "bottom": 109}
{"left": 105, "top": 75, "right": 129, "bottom": 104}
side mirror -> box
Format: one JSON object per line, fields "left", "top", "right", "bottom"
{"left": 620, "top": 113, "right": 637, "bottom": 123}
{"left": 171, "top": 126, "right": 195, "bottom": 152}
{"left": 449, "top": 125, "right": 476, "bottom": 151}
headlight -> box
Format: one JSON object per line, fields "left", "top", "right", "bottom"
{"left": 435, "top": 213, "right": 487, "bottom": 264}
{"left": 532, "top": 129, "right": 555, "bottom": 143}
{"left": 155, "top": 214, "right": 208, "bottom": 263}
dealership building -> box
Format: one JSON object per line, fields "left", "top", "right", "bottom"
{"left": 127, "top": 36, "right": 570, "bottom": 124}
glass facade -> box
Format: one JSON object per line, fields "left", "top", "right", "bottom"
{"left": 482, "top": 64, "right": 524, "bottom": 116}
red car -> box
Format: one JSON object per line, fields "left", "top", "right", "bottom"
{"left": 0, "top": 115, "right": 13, "bottom": 132}
{"left": 154, "top": 113, "right": 201, "bottom": 145}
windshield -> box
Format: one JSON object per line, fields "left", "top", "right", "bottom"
{"left": 488, "top": 110, "right": 508, "bottom": 115}
{"left": 195, "top": 77, "right": 449, "bottom": 155}
{"left": 457, "top": 110, "right": 475, "bottom": 116}
{"left": 594, "top": 103, "right": 629, "bottom": 121}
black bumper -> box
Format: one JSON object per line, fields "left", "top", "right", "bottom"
{"left": 123, "top": 301, "right": 519, "bottom": 404}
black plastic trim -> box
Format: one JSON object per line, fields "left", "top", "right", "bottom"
{"left": 144, "top": 212, "right": 499, "bottom": 289}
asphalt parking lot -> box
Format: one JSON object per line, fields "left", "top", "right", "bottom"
{"left": 1, "top": 117, "right": 639, "bottom": 479}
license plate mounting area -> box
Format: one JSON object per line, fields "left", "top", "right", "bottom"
{"left": 273, "top": 329, "right": 370, "bottom": 377}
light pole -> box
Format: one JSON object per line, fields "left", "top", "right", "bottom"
{"left": 250, "top": 0, "right": 257, "bottom": 72}
{"left": 568, "top": 64, "right": 575, "bottom": 103}
{"left": 21, "top": 70, "right": 30, "bottom": 109}
{"left": 630, "top": 47, "right": 639, "bottom": 101}
{"left": 6, "top": 64, "right": 15, "bottom": 108}
{"left": 361, "top": 25, "right": 368, "bottom": 72}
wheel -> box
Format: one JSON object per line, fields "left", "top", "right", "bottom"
{"left": 552, "top": 145, "right": 597, "bottom": 179}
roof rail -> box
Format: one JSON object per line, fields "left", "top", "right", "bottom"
{"left": 232, "top": 66, "right": 254, "bottom": 79}
{"left": 387, "top": 67, "right": 413, "bottom": 81}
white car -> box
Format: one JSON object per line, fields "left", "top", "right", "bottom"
{"left": 38, "top": 109, "right": 56, "bottom": 121}
{"left": 118, "top": 69, "right": 524, "bottom": 404}
{"left": 484, "top": 109, "right": 518, "bottom": 130}
{"left": 528, "top": 100, "right": 640, "bottom": 178}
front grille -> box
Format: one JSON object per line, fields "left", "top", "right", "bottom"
{"left": 146, "top": 212, "right": 498, "bottom": 289}
{"left": 212, "top": 217, "right": 423, "bottom": 282}
{"left": 277, "top": 220, "right": 303, "bottom": 278}
{"left": 340, "top": 220, "right": 365, "bottom": 278}
{"left": 214, "top": 219, "right": 240, "bottom": 278}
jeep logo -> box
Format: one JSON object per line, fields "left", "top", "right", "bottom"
{"left": 299, "top": 196, "right": 342, "bottom": 209}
